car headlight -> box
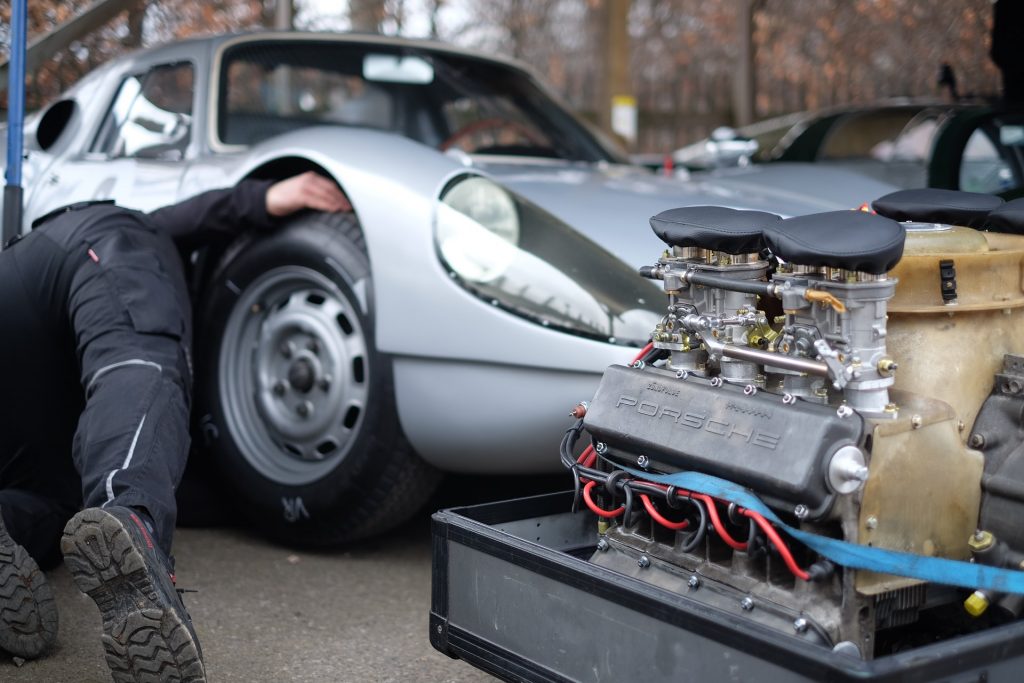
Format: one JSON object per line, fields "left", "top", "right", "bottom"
{"left": 434, "top": 174, "right": 661, "bottom": 346}
{"left": 442, "top": 176, "right": 520, "bottom": 244}
{"left": 436, "top": 176, "right": 519, "bottom": 283}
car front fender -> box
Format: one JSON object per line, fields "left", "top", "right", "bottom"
{"left": 192, "top": 127, "right": 631, "bottom": 376}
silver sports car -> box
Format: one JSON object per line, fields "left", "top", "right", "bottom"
{"left": 2, "top": 32, "right": 898, "bottom": 544}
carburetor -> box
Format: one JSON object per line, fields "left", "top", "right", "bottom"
{"left": 577, "top": 190, "right": 1024, "bottom": 658}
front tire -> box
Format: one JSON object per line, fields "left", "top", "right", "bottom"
{"left": 196, "top": 211, "right": 440, "bottom": 546}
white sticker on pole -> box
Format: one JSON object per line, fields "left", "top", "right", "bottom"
{"left": 611, "top": 95, "right": 637, "bottom": 144}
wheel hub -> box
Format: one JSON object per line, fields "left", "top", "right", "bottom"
{"left": 219, "top": 267, "right": 370, "bottom": 484}
{"left": 288, "top": 357, "right": 316, "bottom": 393}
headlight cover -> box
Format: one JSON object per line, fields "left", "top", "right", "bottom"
{"left": 435, "top": 174, "right": 661, "bottom": 346}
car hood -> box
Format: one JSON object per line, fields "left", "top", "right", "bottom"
{"left": 473, "top": 158, "right": 899, "bottom": 269}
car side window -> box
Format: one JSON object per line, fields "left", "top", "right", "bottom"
{"left": 91, "top": 63, "right": 194, "bottom": 160}
{"left": 960, "top": 126, "right": 1022, "bottom": 196}
{"left": 819, "top": 110, "right": 920, "bottom": 160}
{"left": 218, "top": 43, "right": 405, "bottom": 147}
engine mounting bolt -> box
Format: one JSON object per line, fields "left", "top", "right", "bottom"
{"left": 794, "top": 504, "right": 809, "bottom": 520}
{"left": 969, "top": 434, "right": 985, "bottom": 449}
{"left": 836, "top": 405, "right": 853, "bottom": 418}
{"left": 280, "top": 341, "right": 295, "bottom": 359}
{"left": 676, "top": 369, "right": 689, "bottom": 380}
{"left": 884, "top": 402, "right": 898, "bottom": 414}
{"left": 596, "top": 538, "right": 610, "bottom": 552}
{"left": 688, "top": 575, "right": 701, "bottom": 589}
{"left": 710, "top": 377, "right": 723, "bottom": 388}
{"left": 866, "top": 516, "right": 879, "bottom": 530}
{"left": 272, "top": 381, "right": 286, "bottom": 397}
{"left": 968, "top": 530, "right": 995, "bottom": 552}
{"left": 911, "top": 414, "right": 923, "bottom": 429}
{"left": 637, "top": 455, "right": 650, "bottom": 469}
{"left": 296, "top": 401, "right": 313, "bottom": 418}
{"left": 782, "top": 393, "right": 796, "bottom": 405}
{"left": 637, "top": 555, "right": 651, "bottom": 569}
{"left": 595, "top": 442, "right": 608, "bottom": 455}
{"left": 632, "top": 360, "right": 645, "bottom": 369}
{"left": 741, "top": 597, "right": 755, "bottom": 611}
{"left": 743, "top": 385, "right": 757, "bottom": 396}
{"left": 793, "top": 618, "right": 809, "bottom": 634}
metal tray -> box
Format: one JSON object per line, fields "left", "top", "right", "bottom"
{"left": 431, "top": 491, "right": 1024, "bottom": 682}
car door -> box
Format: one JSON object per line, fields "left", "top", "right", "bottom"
{"left": 26, "top": 61, "right": 196, "bottom": 222}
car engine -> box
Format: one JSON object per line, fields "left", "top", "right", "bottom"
{"left": 563, "top": 189, "right": 1024, "bottom": 659}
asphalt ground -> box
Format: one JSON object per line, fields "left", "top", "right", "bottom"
{"left": 0, "top": 474, "right": 568, "bottom": 682}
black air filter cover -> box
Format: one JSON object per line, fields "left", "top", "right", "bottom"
{"left": 873, "top": 188, "right": 1003, "bottom": 228}
{"left": 985, "top": 198, "right": 1024, "bottom": 235}
{"left": 650, "top": 206, "right": 782, "bottom": 254}
{"left": 762, "top": 210, "right": 905, "bottom": 274}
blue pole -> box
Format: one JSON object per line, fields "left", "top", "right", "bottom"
{"left": 3, "top": 0, "right": 28, "bottom": 246}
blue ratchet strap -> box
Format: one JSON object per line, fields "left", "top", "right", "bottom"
{"left": 621, "top": 466, "right": 1024, "bottom": 594}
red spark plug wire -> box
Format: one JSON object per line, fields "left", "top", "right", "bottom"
{"left": 577, "top": 444, "right": 596, "bottom": 468}
{"left": 692, "top": 494, "right": 748, "bottom": 551}
{"left": 741, "top": 509, "right": 811, "bottom": 581}
{"left": 639, "top": 494, "right": 689, "bottom": 530}
{"left": 582, "top": 480, "right": 625, "bottom": 518}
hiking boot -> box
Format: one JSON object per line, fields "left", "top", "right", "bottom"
{"left": 61, "top": 507, "right": 205, "bottom": 682}
{"left": 0, "top": 511, "right": 58, "bottom": 658}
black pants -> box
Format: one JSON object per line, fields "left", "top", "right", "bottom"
{"left": 0, "top": 205, "right": 192, "bottom": 566}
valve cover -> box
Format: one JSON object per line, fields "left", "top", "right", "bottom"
{"left": 583, "top": 364, "right": 865, "bottom": 515}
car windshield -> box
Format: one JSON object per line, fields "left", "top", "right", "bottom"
{"left": 217, "top": 40, "right": 622, "bottom": 163}
{"left": 819, "top": 108, "right": 928, "bottom": 160}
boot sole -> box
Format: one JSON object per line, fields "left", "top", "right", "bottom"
{"left": 0, "top": 525, "right": 58, "bottom": 658}
{"left": 61, "top": 508, "right": 205, "bottom": 682}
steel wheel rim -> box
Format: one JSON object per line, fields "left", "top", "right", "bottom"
{"left": 218, "top": 266, "right": 369, "bottom": 485}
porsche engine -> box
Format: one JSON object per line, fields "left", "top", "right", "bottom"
{"left": 568, "top": 189, "right": 1024, "bottom": 659}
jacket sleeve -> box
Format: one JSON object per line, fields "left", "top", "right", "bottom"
{"left": 147, "top": 179, "right": 277, "bottom": 250}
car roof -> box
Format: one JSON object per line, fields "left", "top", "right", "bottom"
{"left": 129, "top": 30, "right": 537, "bottom": 76}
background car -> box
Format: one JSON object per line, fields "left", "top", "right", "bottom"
{"left": 667, "top": 101, "right": 1024, "bottom": 199}
{"left": 0, "top": 31, "right": 899, "bottom": 545}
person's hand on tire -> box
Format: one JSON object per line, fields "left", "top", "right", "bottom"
{"left": 266, "top": 172, "right": 352, "bottom": 217}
